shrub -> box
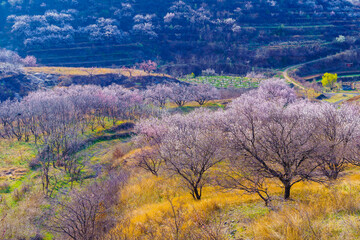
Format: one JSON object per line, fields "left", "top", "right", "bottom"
{"left": 12, "top": 185, "right": 30, "bottom": 202}
{"left": 0, "top": 182, "right": 10, "bottom": 193}
{"left": 29, "top": 234, "right": 44, "bottom": 240}
{"left": 48, "top": 172, "right": 128, "bottom": 239}
{"left": 112, "top": 147, "right": 125, "bottom": 160}
{"left": 58, "top": 76, "right": 73, "bottom": 87}
{"left": 28, "top": 158, "right": 40, "bottom": 170}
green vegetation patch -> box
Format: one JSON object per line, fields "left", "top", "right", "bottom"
{"left": 179, "top": 75, "right": 261, "bottom": 88}
{"left": 0, "top": 140, "right": 36, "bottom": 167}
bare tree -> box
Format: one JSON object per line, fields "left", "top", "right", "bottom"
{"left": 83, "top": 67, "right": 96, "bottom": 81}
{"left": 120, "top": 66, "right": 132, "bottom": 78}
{"left": 36, "top": 144, "right": 57, "bottom": 197}
{"left": 0, "top": 99, "right": 19, "bottom": 139}
{"left": 216, "top": 155, "right": 271, "bottom": 206}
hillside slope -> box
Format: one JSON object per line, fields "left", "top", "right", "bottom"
{"left": 1, "top": 0, "right": 360, "bottom": 74}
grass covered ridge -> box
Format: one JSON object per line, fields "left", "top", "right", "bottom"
{"left": 25, "top": 67, "right": 172, "bottom": 78}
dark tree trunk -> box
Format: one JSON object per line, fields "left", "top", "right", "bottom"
{"left": 283, "top": 181, "right": 291, "bottom": 200}
{"left": 192, "top": 187, "right": 202, "bottom": 200}
{"left": 329, "top": 169, "right": 339, "bottom": 180}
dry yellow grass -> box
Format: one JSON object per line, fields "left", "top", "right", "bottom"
{"left": 107, "top": 148, "right": 360, "bottom": 240}
{"left": 25, "top": 67, "right": 172, "bottom": 78}
{"left": 247, "top": 179, "right": 360, "bottom": 240}
{"left": 324, "top": 93, "right": 354, "bottom": 104}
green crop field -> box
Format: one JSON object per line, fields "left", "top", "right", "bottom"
{"left": 179, "top": 75, "right": 262, "bottom": 88}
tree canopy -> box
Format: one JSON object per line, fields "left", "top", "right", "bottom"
{"left": 321, "top": 72, "right": 338, "bottom": 89}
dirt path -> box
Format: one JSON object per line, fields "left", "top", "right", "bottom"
{"left": 283, "top": 65, "right": 306, "bottom": 90}
{"left": 282, "top": 54, "right": 344, "bottom": 90}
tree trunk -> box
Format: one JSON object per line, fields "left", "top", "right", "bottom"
{"left": 192, "top": 187, "right": 201, "bottom": 200}
{"left": 329, "top": 169, "right": 339, "bottom": 180}
{"left": 283, "top": 181, "right": 291, "bottom": 200}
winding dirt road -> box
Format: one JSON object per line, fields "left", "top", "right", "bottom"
{"left": 282, "top": 54, "right": 343, "bottom": 90}
{"left": 282, "top": 52, "right": 360, "bottom": 104}
{"left": 282, "top": 64, "right": 305, "bottom": 90}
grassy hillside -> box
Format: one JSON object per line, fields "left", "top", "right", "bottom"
{"left": 2, "top": 0, "right": 360, "bottom": 74}
{"left": 3, "top": 112, "right": 360, "bottom": 240}
{"left": 108, "top": 150, "right": 360, "bottom": 240}
{"left": 0, "top": 118, "right": 133, "bottom": 238}
{"left": 0, "top": 80, "right": 360, "bottom": 239}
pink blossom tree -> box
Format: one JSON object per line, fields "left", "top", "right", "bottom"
{"left": 145, "top": 84, "right": 173, "bottom": 108}
{"left": 168, "top": 82, "right": 192, "bottom": 107}
{"left": 139, "top": 60, "right": 157, "bottom": 73}
{"left": 22, "top": 55, "right": 37, "bottom": 67}
{"left": 221, "top": 83, "right": 321, "bottom": 200}
{"left": 136, "top": 109, "right": 227, "bottom": 200}
{"left": 256, "top": 78, "right": 297, "bottom": 105}
{"left": 190, "top": 84, "right": 219, "bottom": 106}
{"left": 314, "top": 103, "right": 360, "bottom": 180}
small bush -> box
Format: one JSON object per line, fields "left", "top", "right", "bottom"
{"left": 30, "top": 234, "right": 44, "bottom": 240}
{"left": 58, "top": 76, "right": 73, "bottom": 87}
{"left": 12, "top": 185, "right": 30, "bottom": 202}
{"left": 0, "top": 182, "right": 10, "bottom": 193}
{"left": 113, "top": 147, "right": 125, "bottom": 160}
{"left": 112, "top": 144, "right": 132, "bottom": 161}
{"left": 28, "top": 158, "right": 40, "bottom": 170}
